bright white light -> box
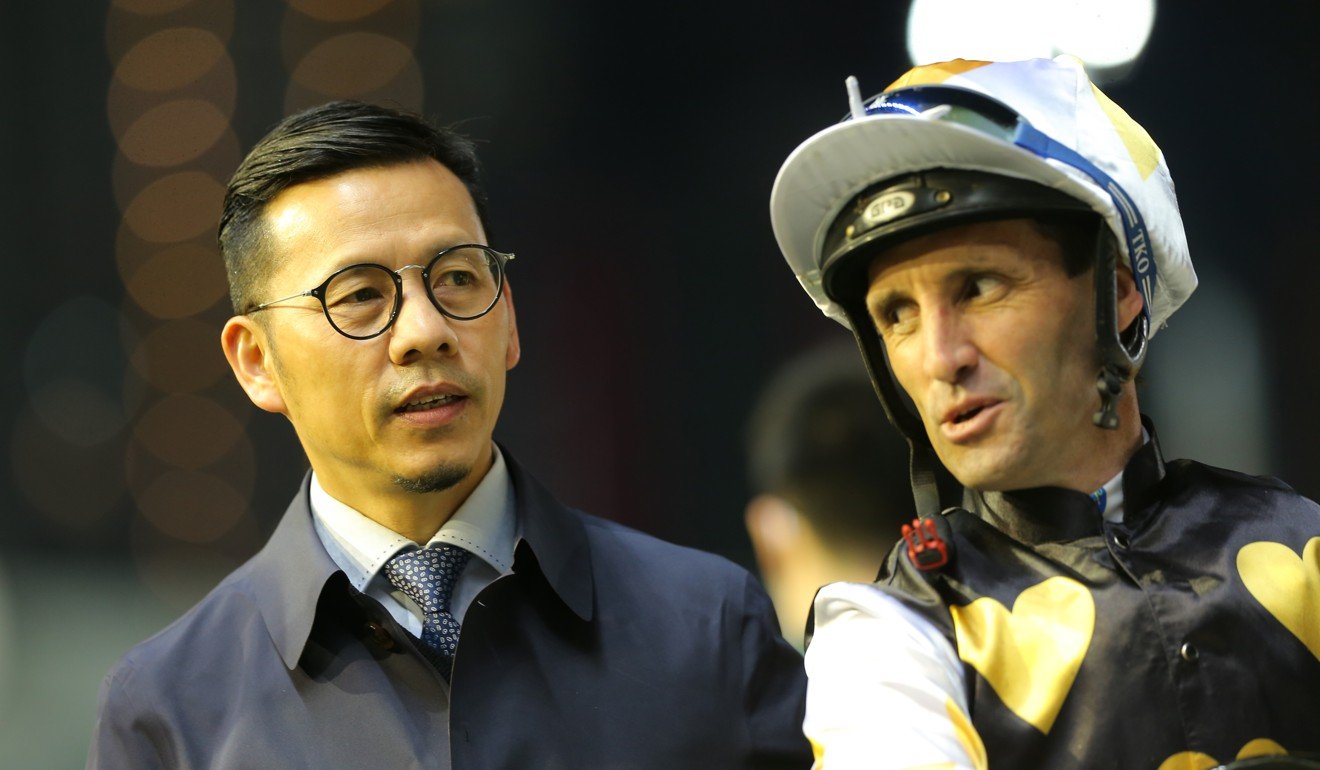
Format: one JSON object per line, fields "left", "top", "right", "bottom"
{"left": 906, "top": 0, "right": 1156, "bottom": 78}
{"left": 906, "top": 0, "right": 1055, "bottom": 65}
{"left": 1054, "top": 0, "right": 1156, "bottom": 67}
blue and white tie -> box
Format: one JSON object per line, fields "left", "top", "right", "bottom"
{"left": 384, "top": 543, "right": 473, "bottom": 679}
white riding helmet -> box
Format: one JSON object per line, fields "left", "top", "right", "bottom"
{"left": 771, "top": 56, "right": 1196, "bottom": 437}
{"left": 769, "top": 57, "right": 1198, "bottom": 516}
{"left": 771, "top": 55, "right": 1195, "bottom": 333}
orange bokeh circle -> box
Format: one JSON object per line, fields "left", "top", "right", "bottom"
{"left": 119, "top": 98, "right": 231, "bottom": 167}
{"left": 286, "top": 0, "right": 397, "bottom": 22}
{"left": 119, "top": 237, "right": 228, "bottom": 319}
{"left": 134, "top": 467, "right": 248, "bottom": 543}
{"left": 111, "top": 0, "right": 196, "bottom": 16}
{"left": 129, "top": 318, "right": 229, "bottom": 393}
{"left": 107, "top": 50, "right": 235, "bottom": 144}
{"left": 114, "top": 27, "right": 227, "bottom": 92}
{"left": 290, "top": 32, "right": 415, "bottom": 96}
{"left": 122, "top": 170, "right": 225, "bottom": 243}
{"left": 106, "top": 3, "right": 234, "bottom": 64}
{"left": 132, "top": 393, "right": 246, "bottom": 469}
{"left": 113, "top": 127, "right": 239, "bottom": 213}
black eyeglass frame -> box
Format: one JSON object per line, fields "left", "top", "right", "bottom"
{"left": 247, "top": 243, "right": 515, "bottom": 340}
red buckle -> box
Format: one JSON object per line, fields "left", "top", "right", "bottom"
{"left": 902, "top": 518, "right": 950, "bottom": 571}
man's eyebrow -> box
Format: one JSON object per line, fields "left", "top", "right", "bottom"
{"left": 867, "top": 286, "right": 909, "bottom": 317}
{"left": 317, "top": 246, "right": 384, "bottom": 272}
{"left": 321, "top": 240, "right": 466, "bottom": 272}
{"left": 868, "top": 267, "right": 992, "bottom": 311}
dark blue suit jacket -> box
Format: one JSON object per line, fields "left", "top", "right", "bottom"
{"left": 89, "top": 453, "right": 811, "bottom": 768}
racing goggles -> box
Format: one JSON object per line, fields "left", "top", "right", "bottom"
{"left": 847, "top": 83, "right": 1156, "bottom": 328}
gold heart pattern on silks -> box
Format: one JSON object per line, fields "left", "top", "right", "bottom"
{"left": 1237, "top": 537, "right": 1320, "bottom": 662}
{"left": 949, "top": 575, "right": 1094, "bottom": 734}
{"left": 1157, "top": 738, "right": 1288, "bottom": 770}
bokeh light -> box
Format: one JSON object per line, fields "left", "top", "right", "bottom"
{"left": 118, "top": 237, "right": 229, "bottom": 319}
{"left": 906, "top": 0, "right": 1156, "bottom": 82}
{"left": 105, "top": 0, "right": 235, "bottom": 63}
{"left": 11, "top": 409, "right": 127, "bottom": 532}
{"left": 124, "top": 429, "right": 257, "bottom": 511}
{"left": 103, "top": 0, "right": 255, "bottom": 588}
{"left": 23, "top": 296, "right": 138, "bottom": 447}
{"left": 283, "top": 0, "right": 423, "bottom": 113}
{"left": 129, "top": 319, "right": 229, "bottom": 393}
{"left": 121, "top": 171, "right": 226, "bottom": 243}
{"left": 113, "top": 28, "right": 229, "bottom": 93}
{"left": 132, "top": 394, "right": 246, "bottom": 469}
{"left": 281, "top": 0, "right": 419, "bottom": 66}
{"left": 291, "top": 33, "right": 415, "bottom": 95}
{"left": 134, "top": 468, "right": 248, "bottom": 543}
{"left": 287, "top": 0, "right": 397, "bottom": 23}
{"left": 112, "top": 128, "right": 241, "bottom": 218}
{"left": 111, "top": 0, "right": 197, "bottom": 16}
{"left": 107, "top": 51, "right": 237, "bottom": 144}
{"left": 119, "top": 99, "right": 232, "bottom": 167}
{"left": 1053, "top": 0, "right": 1156, "bottom": 67}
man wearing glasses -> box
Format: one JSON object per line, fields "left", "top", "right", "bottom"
{"left": 88, "top": 101, "right": 811, "bottom": 769}
{"left": 770, "top": 58, "right": 1320, "bottom": 768}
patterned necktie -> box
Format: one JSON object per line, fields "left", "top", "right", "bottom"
{"left": 383, "top": 543, "right": 473, "bottom": 678}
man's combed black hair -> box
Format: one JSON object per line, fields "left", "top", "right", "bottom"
{"left": 746, "top": 343, "right": 913, "bottom": 554}
{"left": 218, "top": 101, "right": 490, "bottom": 314}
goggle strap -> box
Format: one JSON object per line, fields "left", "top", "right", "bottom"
{"left": 1012, "top": 123, "right": 1156, "bottom": 327}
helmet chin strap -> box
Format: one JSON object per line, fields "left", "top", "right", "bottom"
{"left": 1091, "top": 218, "right": 1149, "bottom": 430}
{"left": 895, "top": 437, "right": 959, "bottom": 577}
{"left": 908, "top": 439, "right": 947, "bottom": 519}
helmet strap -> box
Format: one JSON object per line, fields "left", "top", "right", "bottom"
{"left": 1091, "top": 218, "right": 1149, "bottom": 430}
{"left": 909, "top": 439, "right": 943, "bottom": 518}
{"left": 908, "top": 439, "right": 963, "bottom": 516}
{"left": 840, "top": 307, "right": 962, "bottom": 528}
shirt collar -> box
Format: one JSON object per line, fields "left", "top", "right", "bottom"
{"left": 308, "top": 444, "right": 518, "bottom": 593}
{"left": 1089, "top": 425, "right": 1150, "bottom": 523}
{"left": 1092, "top": 472, "right": 1124, "bottom": 523}
{"left": 248, "top": 445, "right": 593, "bottom": 671}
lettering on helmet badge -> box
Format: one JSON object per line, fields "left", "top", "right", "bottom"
{"left": 862, "top": 191, "right": 915, "bottom": 228}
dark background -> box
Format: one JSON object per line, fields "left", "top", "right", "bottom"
{"left": 0, "top": 1, "right": 1316, "bottom": 764}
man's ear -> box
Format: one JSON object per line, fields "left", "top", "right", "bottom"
{"left": 1116, "top": 264, "right": 1145, "bottom": 332}
{"left": 744, "top": 494, "right": 804, "bottom": 578}
{"left": 502, "top": 280, "right": 521, "bottom": 370}
{"left": 221, "top": 316, "right": 288, "bottom": 415}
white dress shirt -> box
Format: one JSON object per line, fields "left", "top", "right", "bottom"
{"left": 308, "top": 445, "right": 518, "bottom": 638}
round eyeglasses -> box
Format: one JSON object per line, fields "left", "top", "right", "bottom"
{"left": 247, "top": 244, "right": 514, "bottom": 340}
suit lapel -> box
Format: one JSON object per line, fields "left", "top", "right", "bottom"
{"left": 246, "top": 472, "right": 344, "bottom": 670}
{"left": 503, "top": 449, "right": 595, "bottom": 622}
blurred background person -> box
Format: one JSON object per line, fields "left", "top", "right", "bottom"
{"left": 745, "top": 343, "right": 913, "bottom": 649}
